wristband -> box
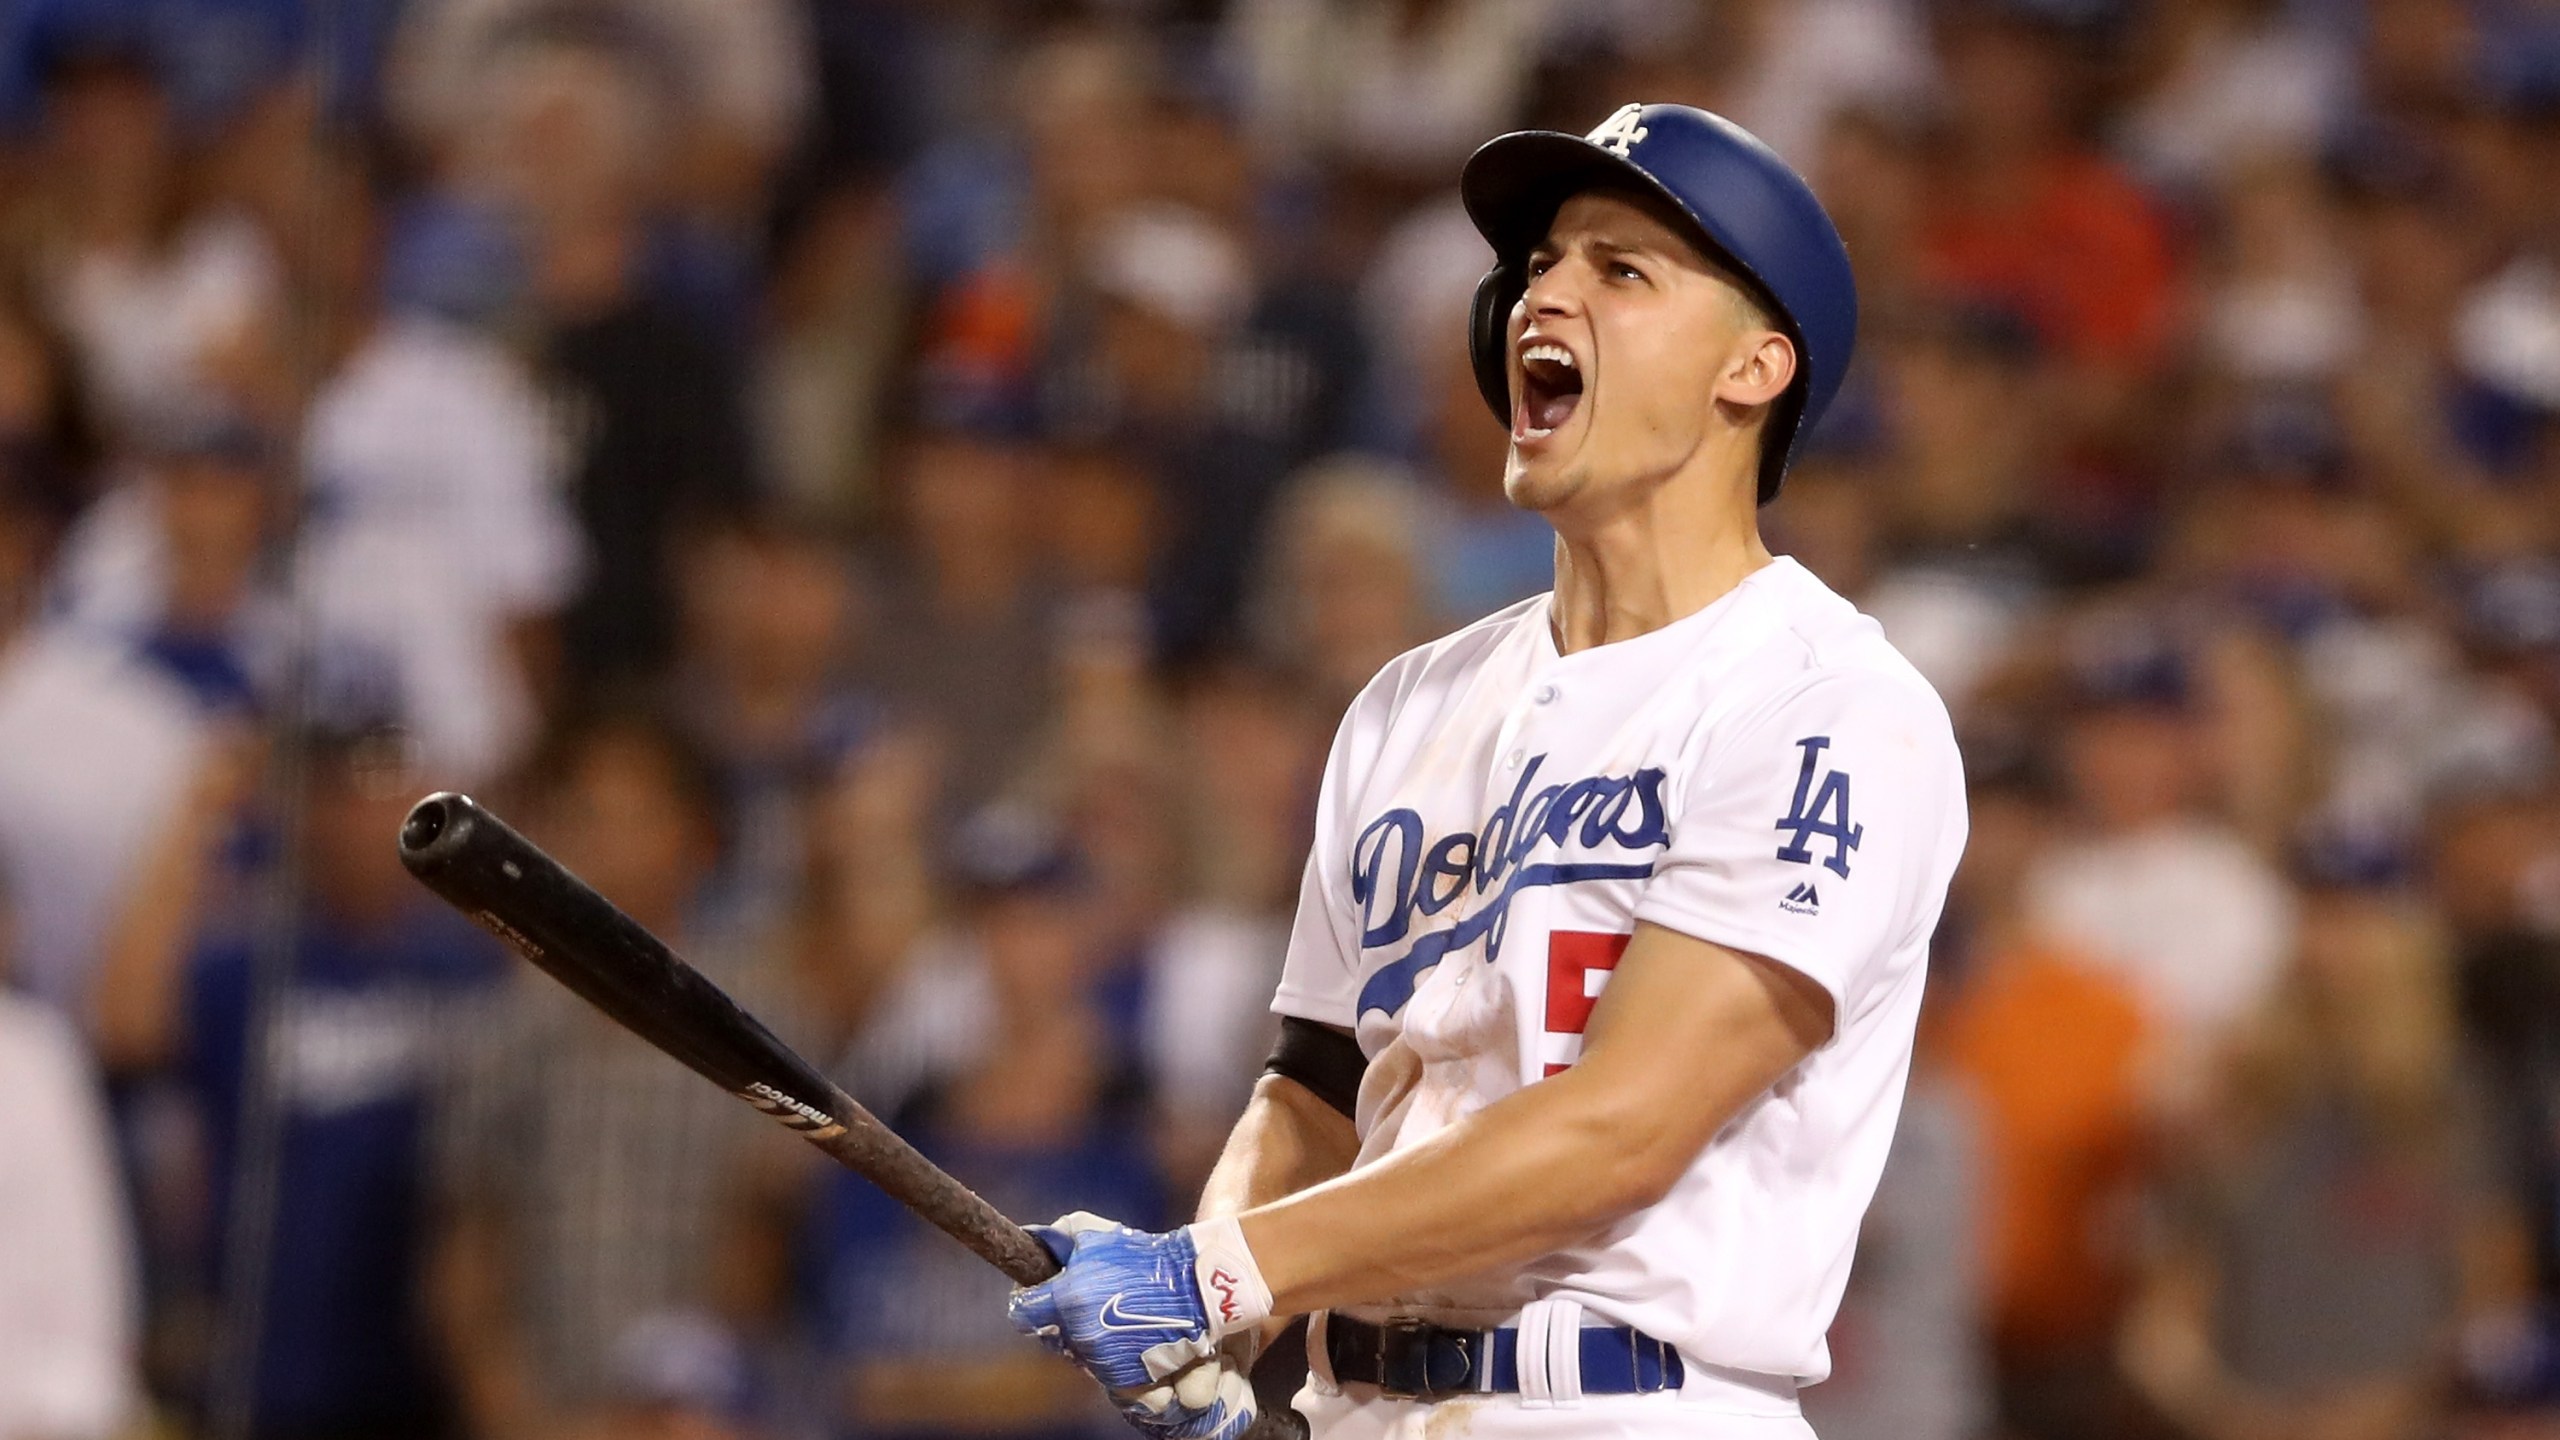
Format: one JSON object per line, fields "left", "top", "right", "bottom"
{"left": 1188, "top": 1216, "right": 1275, "bottom": 1341}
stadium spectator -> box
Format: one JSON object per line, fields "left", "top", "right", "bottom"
{"left": 391, "top": 0, "right": 815, "bottom": 228}
{"left": 1223, "top": 0, "right": 1555, "bottom": 187}
{"left": 853, "top": 428, "right": 1059, "bottom": 822}
{"left": 1249, "top": 454, "right": 1444, "bottom": 716}
{"left": 1359, "top": 199, "right": 1553, "bottom": 622}
{"left": 1940, "top": 775, "right": 2162, "bottom": 1440}
{"left": 0, "top": 889, "right": 140, "bottom": 1440}
{"left": 2022, "top": 624, "right": 2299, "bottom": 1097}
{"left": 434, "top": 703, "right": 797, "bottom": 1435}
{"left": 1798, "top": 1064, "right": 1990, "bottom": 1440}
{"left": 0, "top": 449, "right": 203, "bottom": 1018}
{"left": 1923, "top": 0, "right": 2184, "bottom": 465}
{"left": 789, "top": 813, "right": 1162, "bottom": 1440}
{"left": 2116, "top": 0, "right": 2352, "bottom": 199}
{"left": 668, "top": 510, "right": 876, "bottom": 936}
{"left": 1149, "top": 665, "right": 1316, "bottom": 1178}
{"left": 5, "top": 8, "right": 283, "bottom": 452}
{"left": 2435, "top": 797, "right": 2560, "bottom": 1406}
{"left": 296, "top": 196, "right": 586, "bottom": 786}
{"left": 92, "top": 716, "right": 502, "bottom": 1440}
{"left": 443, "top": 23, "right": 760, "bottom": 692}
{"left": 2120, "top": 887, "right": 2507, "bottom": 1440}
{"left": 588, "top": 1310, "right": 762, "bottom": 1440}
{"left": 51, "top": 419, "right": 279, "bottom": 717}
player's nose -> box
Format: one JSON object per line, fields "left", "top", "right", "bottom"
{"left": 1520, "top": 257, "right": 1589, "bottom": 320}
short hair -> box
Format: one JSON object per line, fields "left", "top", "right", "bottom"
{"left": 1727, "top": 284, "right": 1775, "bottom": 334}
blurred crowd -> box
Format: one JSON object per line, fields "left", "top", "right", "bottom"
{"left": 0, "top": 0, "right": 2555, "bottom": 1439}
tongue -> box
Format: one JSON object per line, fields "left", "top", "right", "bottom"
{"left": 1527, "top": 388, "right": 1579, "bottom": 433}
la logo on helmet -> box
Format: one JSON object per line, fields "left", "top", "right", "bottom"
{"left": 1588, "top": 103, "right": 1648, "bottom": 157}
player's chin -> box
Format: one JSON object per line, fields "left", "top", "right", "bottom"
{"left": 1504, "top": 420, "right": 1589, "bottom": 511}
{"left": 1502, "top": 447, "right": 1577, "bottom": 512}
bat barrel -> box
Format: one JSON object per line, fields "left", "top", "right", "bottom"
{"left": 396, "top": 791, "right": 1062, "bottom": 1284}
{"left": 397, "top": 792, "right": 1307, "bottom": 1437}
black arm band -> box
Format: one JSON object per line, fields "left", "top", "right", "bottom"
{"left": 1264, "top": 1016, "right": 1365, "bottom": 1120}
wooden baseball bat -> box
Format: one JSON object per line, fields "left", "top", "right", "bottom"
{"left": 396, "top": 791, "right": 1308, "bottom": 1439}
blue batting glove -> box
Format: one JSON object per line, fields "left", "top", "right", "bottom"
{"left": 1008, "top": 1213, "right": 1261, "bottom": 1440}
{"left": 1009, "top": 1213, "right": 1216, "bottom": 1386}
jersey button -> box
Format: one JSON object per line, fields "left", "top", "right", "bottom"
{"left": 1505, "top": 748, "right": 1525, "bottom": 770}
{"left": 1534, "top": 684, "right": 1559, "bottom": 705}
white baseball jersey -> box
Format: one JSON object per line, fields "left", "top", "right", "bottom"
{"left": 1272, "top": 557, "right": 1966, "bottom": 1387}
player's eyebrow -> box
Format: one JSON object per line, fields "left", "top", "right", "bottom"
{"left": 1532, "top": 231, "right": 1675, "bottom": 266}
{"left": 1589, "top": 236, "right": 1666, "bottom": 263}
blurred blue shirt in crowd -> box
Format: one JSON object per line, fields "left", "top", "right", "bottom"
{"left": 184, "top": 905, "right": 502, "bottom": 1437}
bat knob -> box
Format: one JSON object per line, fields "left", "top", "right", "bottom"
{"left": 398, "top": 791, "right": 480, "bottom": 874}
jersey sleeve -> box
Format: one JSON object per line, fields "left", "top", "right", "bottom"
{"left": 1634, "top": 669, "right": 1965, "bottom": 1009}
{"left": 1268, "top": 686, "right": 1387, "bottom": 1031}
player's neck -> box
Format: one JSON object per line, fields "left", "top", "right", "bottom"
{"left": 1546, "top": 455, "right": 1771, "bottom": 655}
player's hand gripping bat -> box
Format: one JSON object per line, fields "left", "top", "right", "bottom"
{"left": 397, "top": 791, "right": 1308, "bottom": 1440}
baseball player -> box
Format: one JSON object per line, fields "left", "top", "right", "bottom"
{"left": 1010, "top": 103, "right": 1968, "bottom": 1440}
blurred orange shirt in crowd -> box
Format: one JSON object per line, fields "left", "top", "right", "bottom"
{"left": 1923, "top": 154, "right": 2181, "bottom": 372}
{"left": 1940, "top": 940, "right": 2154, "bottom": 1355}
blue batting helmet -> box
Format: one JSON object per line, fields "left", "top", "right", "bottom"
{"left": 1460, "top": 103, "right": 1859, "bottom": 504}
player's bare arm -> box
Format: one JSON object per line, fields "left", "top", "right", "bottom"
{"left": 1242, "top": 924, "right": 1832, "bottom": 1315}
{"left": 1195, "top": 1071, "right": 1361, "bottom": 1228}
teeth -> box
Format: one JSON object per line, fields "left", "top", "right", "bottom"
{"left": 1521, "top": 343, "right": 1576, "bottom": 369}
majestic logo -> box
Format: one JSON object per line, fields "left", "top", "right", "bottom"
{"left": 1781, "top": 881, "right": 1821, "bottom": 915}
{"left": 1588, "top": 102, "right": 1650, "bottom": 157}
{"left": 1354, "top": 754, "right": 1670, "bottom": 1018}
{"left": 1774, "top": 736, "right": 1861, "bottom": 878}
{"left": 1098, "top": 1293, "right": 1195, "bottom": 1333}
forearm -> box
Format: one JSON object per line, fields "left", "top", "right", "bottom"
{"left": 1237, "top": 1063, "right": 1665, "bottom": 1317}
{"left": 1235, "top": 933, "right": 1830, "bottom": 1320}
{"left": 1196, "top": 1074, "right": 1359, "bottom": 1223}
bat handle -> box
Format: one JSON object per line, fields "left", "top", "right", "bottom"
{"left": 789, "top": 1106, "right": 1059, "bottom": 1284}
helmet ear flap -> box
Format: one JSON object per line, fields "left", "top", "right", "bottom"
{"left": 1468, "top": 263, "right": 1524, "bottom": 426}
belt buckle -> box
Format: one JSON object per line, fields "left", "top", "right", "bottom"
{"left": 1376, "top": 1317, "right": 1426, "bottom": 1400}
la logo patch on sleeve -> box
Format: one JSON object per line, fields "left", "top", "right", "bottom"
{"left": 1774, "top": 736, "right": 1862, "bottom": 879}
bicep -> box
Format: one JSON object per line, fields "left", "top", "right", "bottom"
{"left": 1568, "top": 922, "right": 1833, "bottom": 1177}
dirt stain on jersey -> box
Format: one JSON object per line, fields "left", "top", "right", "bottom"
{"left": 1420, "top": 1396, "right": 1486, "bottom": 1440}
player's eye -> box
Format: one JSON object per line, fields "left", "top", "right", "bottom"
{"left": 1527, "top": 254, "right": 1556, "bottom": 278}
{"left": 1609, "top": 260, "right": 1645, "bottom": 282}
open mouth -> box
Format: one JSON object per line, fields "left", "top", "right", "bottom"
{"left": 1517, "top": 341, "right": 1583, "bottom": 439}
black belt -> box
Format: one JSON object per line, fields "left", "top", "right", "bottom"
{"left": 1324, "top": 1313, "right": 1686, "bottom": 1401}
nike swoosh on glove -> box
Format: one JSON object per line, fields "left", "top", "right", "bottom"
{"left": 1008, "top": 1213, "right": 1261, "bottom": 1440}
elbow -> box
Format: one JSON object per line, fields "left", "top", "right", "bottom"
{"left": 1591, "top": 1145, "right": 1691, "bottom": 1219}
{"left": 1546, "top": 1086, "right": 1703, "bottom": 1226}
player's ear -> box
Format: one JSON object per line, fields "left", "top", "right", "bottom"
{"left": 1715, "top": 329, "right": 1796, "bottom": 410}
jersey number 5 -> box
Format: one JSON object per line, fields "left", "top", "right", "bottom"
{"left": 1541, "top": 930, "right": 1632, "bottom": 1076}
